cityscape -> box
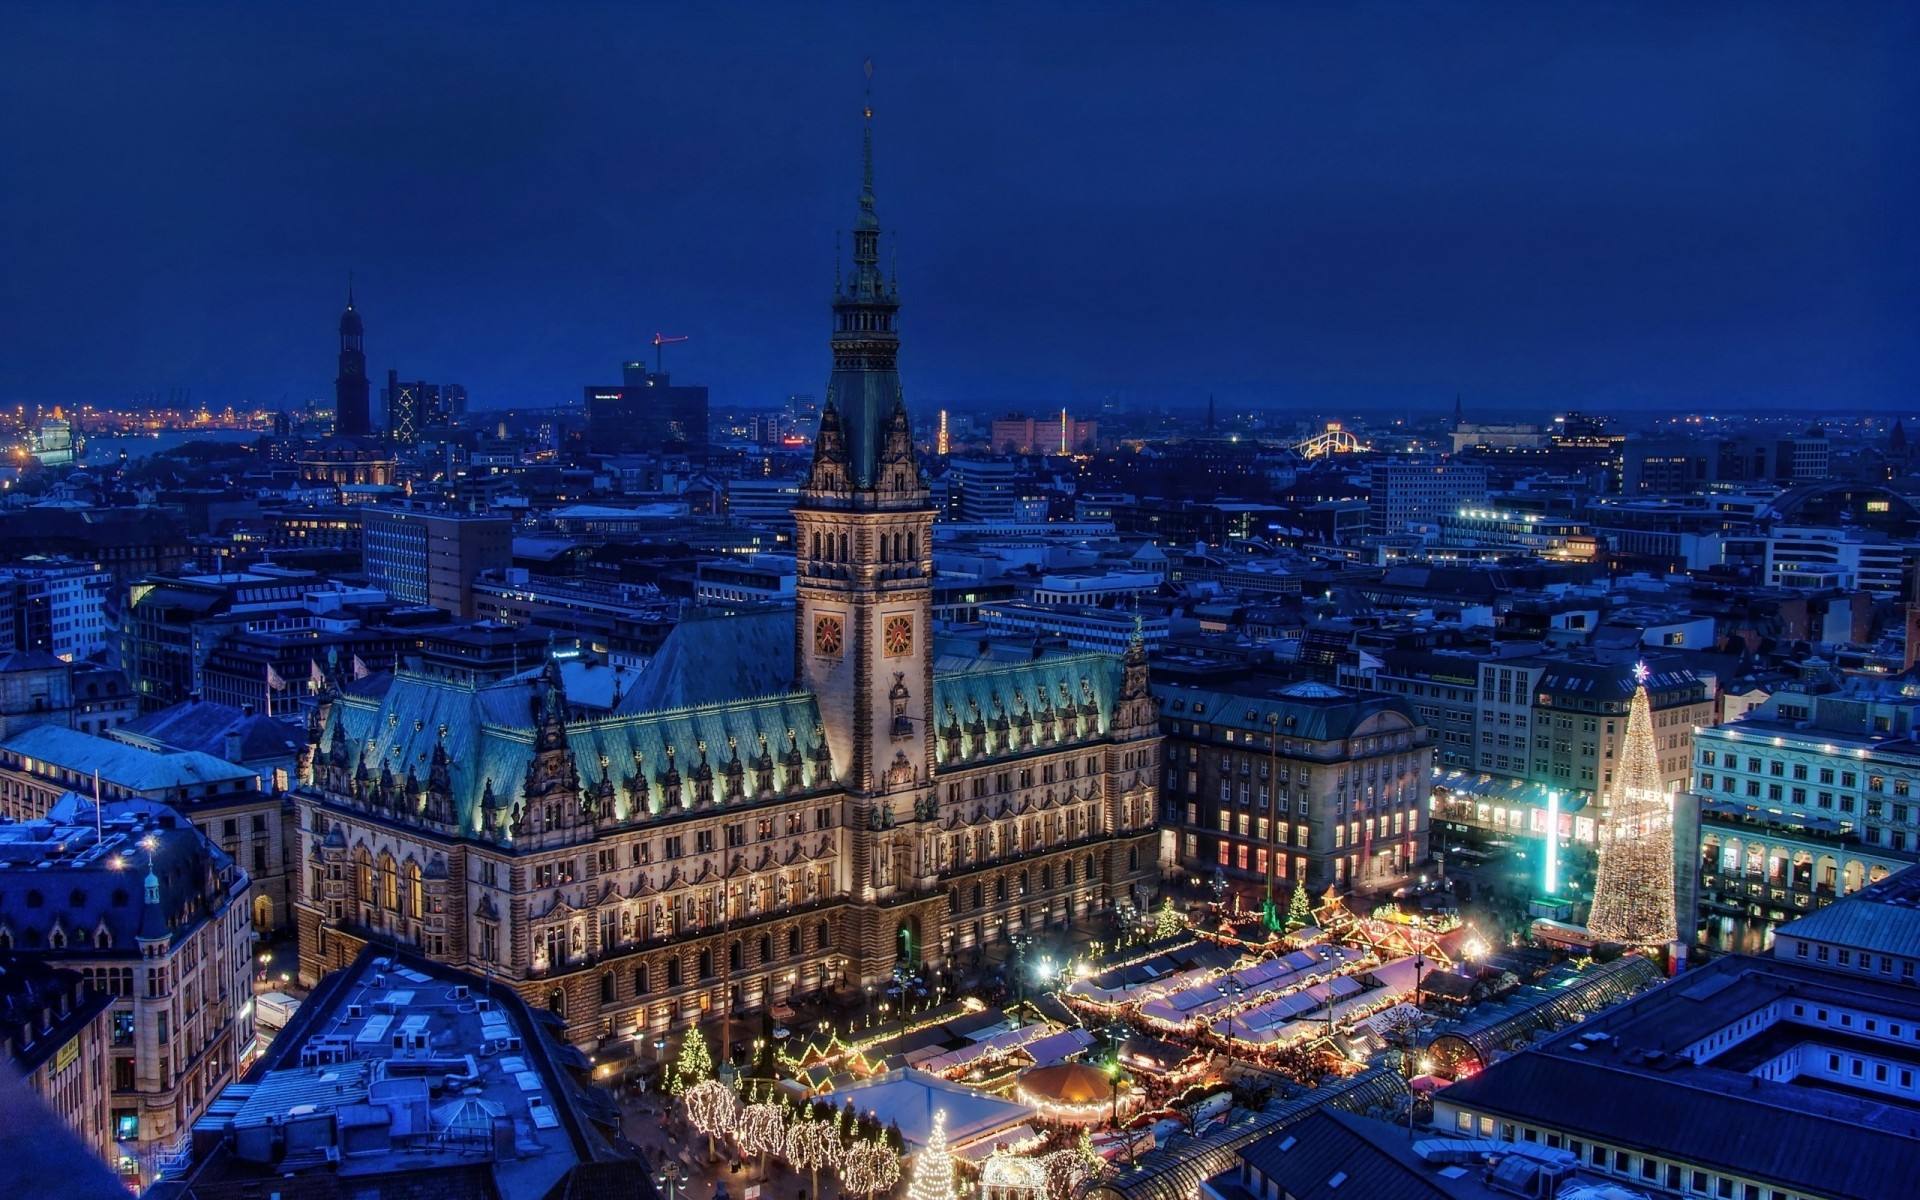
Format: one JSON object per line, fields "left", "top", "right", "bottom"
{"left": 0, "top": 6, "right": 1915, "bottom": 1200}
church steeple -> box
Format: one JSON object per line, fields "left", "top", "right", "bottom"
{"left": 335, "top": 279, "right": 372, "bottom": 437}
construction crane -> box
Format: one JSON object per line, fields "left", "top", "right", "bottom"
{"left": 651, "top": 332, "right": 690, "bottom": 374}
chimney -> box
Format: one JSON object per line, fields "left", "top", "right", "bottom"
{"left": 225, "top": 730, "right": 244, "bottom": 762}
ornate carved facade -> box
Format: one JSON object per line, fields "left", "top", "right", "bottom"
{"left": 290, "top": 106, "right": 1161, "bottom": 1047}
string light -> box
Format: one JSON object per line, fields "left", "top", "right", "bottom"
{"left": 738, "top": 1101, "right": 789, "bottom": 1164}
{"left": 786, "top": 1116, "right": 841, "bottom": 1198}
{"left": 1588, "top": 680, "right": 1678, "bottom": 945}
{"left": 840, "top": 1138, "right": 901, "bottom": 1199}
{"left": 683, "top": 1079, "right": 739, "bottom": 1158}
{"left": 904, "top": 1111, "right": 957, "bottom": 1200}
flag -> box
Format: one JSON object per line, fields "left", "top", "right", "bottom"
{"left": 266, "top": 664, "right": 287, "bottom": 692}
{"left": 352, "top": 654, "right": 370, "bottom": 680}
{"left": 1356, "top": 649, "right": 1386, "bottom": 672}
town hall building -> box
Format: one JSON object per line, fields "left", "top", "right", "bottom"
{"left": 291, "top": 108, "right": 1163, "bottom": 1048}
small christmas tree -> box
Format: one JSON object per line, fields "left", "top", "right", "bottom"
{"left": 905, "top": 1111, "right": 956, "bottom": 1200}
{"left": 1154, "top": 897, "right": 1186, "bottom": 940}
{"left": 1283, "top": 881, "right": 1313, "bottom": 932}
{"left": 671, "top": 1026, "right": 714, "bottom": 1096}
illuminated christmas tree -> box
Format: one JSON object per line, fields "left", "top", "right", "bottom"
{"left": 671, "top": 1026, "right": 714, "bottom": 1095}
{"left": 1154, "top": 897, "right": 1186, "bottom": 940}
{"left": 905, "top": 1111, "right": 956, "bottom": 1200}
{"left": 1587, "top": 668, "right": 1678, "bottom": 945}
{"left": 1283, "top": 880, "right": 1313, "bottom": 932}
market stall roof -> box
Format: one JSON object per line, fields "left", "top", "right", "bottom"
{"left": 1018, "top": 1063, "right": 1113, "bottom": 1105}
{"left": 834, "top": 1067, "right": 1036, "bottom": 1152}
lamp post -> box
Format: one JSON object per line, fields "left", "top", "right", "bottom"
{"left": 657, "top": 1162, "right": 684, "bottom": 1200}
{"left": 1220, "top": 977, "right": 1246, "bottom": 1068}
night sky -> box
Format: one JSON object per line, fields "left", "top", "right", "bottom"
{"left": 2, "top": 2, "right": 1915, "bottom": 416}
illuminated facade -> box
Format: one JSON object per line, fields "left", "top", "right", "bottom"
{"left": 292, "top": 107, "right": 1160, "bottom": 1047}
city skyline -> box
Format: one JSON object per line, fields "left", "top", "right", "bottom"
{"left": 2, "top": 3, "right": 1914, "bottom": 415}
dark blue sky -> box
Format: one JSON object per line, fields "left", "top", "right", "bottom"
{"left": 2, "top": 2, "right": 1915, "bottom": 416}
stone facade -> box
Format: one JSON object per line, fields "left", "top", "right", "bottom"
{"left": 292, "top": 111, "right": 1160, "bottom": 1046}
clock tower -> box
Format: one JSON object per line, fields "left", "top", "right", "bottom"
{"left": 794, "top": 95, "right": 936, "bottom": 973}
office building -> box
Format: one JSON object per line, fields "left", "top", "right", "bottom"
{"left": 1690, "top": 675, "right": 1920, "bottom": 938}
{"left": 0, "top": 558, "right": 112, "bottom": 660}
{"left": 0, "top": 953, "right": 114, "bottom": 1173}
{"left": 1368, "top": 461, "right": 1489, "bottom": 538}
{"left": 584, "top": 370, "right": 710, "bottom": 457}
{"left": 990, "top": 412, "right": 1097, "bottom": 455}
{"left": 362, "top": 509, "right": 512, "bottom": 619}
{"left": 0, "top": 796, "right": 253, "bottom": 1190}
{"left": 383, "top": 373, "right": 440, "bottom": 447}
{"left": 948, "top": 458, "right": 1048, "bottom": 522}
{"left": 1157, "top": 675, "right": 1434, "bottom": 897}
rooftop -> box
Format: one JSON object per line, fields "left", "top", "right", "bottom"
{"left": 183, "top": 948, "right": 643, "bottom": 1200}
{"left": 1772, "top": 865, "right": 1920, "bottom": 959}
{"left": 1, "top": 723, "right": 257, "bottom": 794}
{"left": 1434, "top": 949, "right": 1920, "bottom": 1200}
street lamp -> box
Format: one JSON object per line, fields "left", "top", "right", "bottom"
{"left": 1219, "top": 978, "right": 1246, "bottom": 1067}
{"left": 657, "top": 1162, "right": 684, "bottom": 1200}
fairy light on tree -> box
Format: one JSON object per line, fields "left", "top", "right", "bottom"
{"left": 787, "top": 1116, "right": 841, "bottom": 1199}
{"left": 683, "top": 1078, "right": 739, "bottom": 1161}
{"left": 1587, "top": 664, "right": 1678, "bottom": 946}
{"left": 841, "top": 1138, "right": 900, "bottom": 1200}
{"left": 1153, "top": 897, "right": 1185, "bottom": 940}
{"left": 671, "top": 1026, "right": 714, "bottom": 1096}
{"left": 1283, "top": 880, "right": 1313, "bottom": 932}
{"left": 904, "top": 1111, "right": 956, "bottom": 1200}
{"left": 738, "top": 1100, "right": 789, "bottom": 1176}
{"left": 1041, "top": 1148, "right": 1092, "bottom": 1200}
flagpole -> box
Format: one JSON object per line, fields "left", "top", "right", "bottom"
{"left": 93, "top": 768, "right": 102, "bottom": 841}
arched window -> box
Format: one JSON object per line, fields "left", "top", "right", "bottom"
{"left": 378, "top": 853, "right": 398, "bottom": 912}
{"left": 405, "top": 860, "right": 423, "bottom": 921}
{"left": 787, "top": 927, "right": 800, "bottom": 957}
{"left": 634, "top": 964, "right": 650, "bottom": 994}
{"left": 548, "top": 989, "right": 566, "bottom": 1017}
{"left": 729, "top": 940, "right": 744, "bottom": 971}
{"left": 600, "top": 972, "right": 616, "bottom": 1004}
{"left": 757, "top": 933, "right": 771, "bottom": 965}
{"left": 815, "top": 920, "right": 830, "bottom": 950}
{"left": 354, "top": 848, "right": 373, "bottom": 904}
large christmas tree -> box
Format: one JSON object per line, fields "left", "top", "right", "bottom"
{"left": 1587, "top": 669, "right": 1678, "bottom": 945}
{"left": 905, "top": 1111, "right": 956, "bottom": 1200}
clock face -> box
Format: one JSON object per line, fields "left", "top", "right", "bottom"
{"left": 883, "top": 614, "right": 914, "bottom": 657}
{"left": 814, "top": 614, "right": 844, "bottom": 657}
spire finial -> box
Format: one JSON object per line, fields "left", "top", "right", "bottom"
{"left": 860, "top": 59, "right": 876, "bottom": 217}
{"left": 348, "top": 270, "right": 355, "bottom": 309}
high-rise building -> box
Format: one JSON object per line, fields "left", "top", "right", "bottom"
{"left": 584, "top": 371, "right": 710, "bottom": 456}
{"left": 361, "top": 509, "right": 512, "bottom": 618}
{"left": 333, "top": 288, "right": 371, "bottom": 437}
{"left": 383, "top": 373, "right": 439, "bottom": 447}
{"left": 1367, "top": 460, "right": 1489, "bottom": 538}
